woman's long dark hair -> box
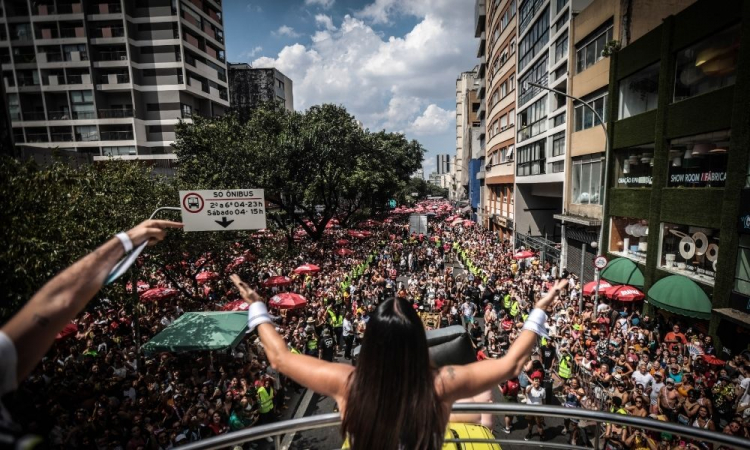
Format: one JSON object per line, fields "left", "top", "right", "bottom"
{"left": 342, "top": 297, "right": 447, "bottom": 450}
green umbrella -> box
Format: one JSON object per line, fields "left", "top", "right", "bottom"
{"left": 647, "top": 275, "right": 712, "bottom": 320}
{"left": 600, "top": 258, "right": 645, "bottom": 287}
{"left": 142, "top": 312, "right": 248, "bottom": 354}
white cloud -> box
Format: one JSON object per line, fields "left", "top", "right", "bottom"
{"left": 253, "top": 2, "right": 473, "bottom": 152}
{"left": 273, "top": 25, "right": 301, "bottom": 38}
{"left": 245, "top": 3, "right": 262, "bottom": 13}
{"left": 315, "top": 14, "right": 336, "bottom": 31}
{"left": 238, "top": 46, "right": 263, "bottom": 60}
{"left": 305, "top": 0, "right": 335, "bottom": 9}
{"left": 407, "top": 104, "right": 455, "bottom": 136}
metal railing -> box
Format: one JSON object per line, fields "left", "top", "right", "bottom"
{"left": 515, "top": 232, "right": 561, "bottom": 265}
{"left": 96, "top": 51, "right": 127, "bottom": 61}
{"left": 98, "top": 108, "right": 134, "bottom": 118}
{"left": 100, "top": 131, "right": 133, "bottom": 140}
{"left": 178, "top": 404, "right": 749, "bottom": 450}
{"left": 22, "top": 111, "right": 46, "bottom": 120}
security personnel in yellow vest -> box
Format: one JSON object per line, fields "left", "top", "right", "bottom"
{"left": 509, "top": 298, "right": 520, "bottom": 318}
{"left": 329, "top": 307, "right": 344, "bottom": 353}
{"left": 558, "top": 349, "right": 573, "bottom": 381}
{"left": 257, "top": 377, "right": 276, "bottom": 425}
{"left": 503, "top": 293, "right": 512, "bottom": 313}
{"left": 306, "top": 332, "right": 318, "bottom": 356}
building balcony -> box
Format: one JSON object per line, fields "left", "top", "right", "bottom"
{"left": 100, "top": 131, "right": 133, "bottom": 140}
{"left": 474, "top": 0, "right": 486, "bottom": 37}
{"left": 98, "top": 108, "right": 134, "bottom": 119}
{"left": 96, "top": 51, "right": 128, "bottom": 62}
{"left": 50, "top": 132, "right": 74, "bottom": 142}
{"left": 26, "top": 132, "right": 50, "bottom": 143}
{"left": 60, "top": 27, "right": 86, "bottom": 38}
{"left": 97, "top": 73, "right": 130, "bottom": 85}
{"left": 477, "top": 31, "right": 485, "bottom": 58}
{"left": 33, "top": 3, "right": 83, "bottom": 16}
{"left": 47, "top": 110, "right": 71, "bottom": 120}
{"left": 93, "top": 3, "right": 122, "bottom": 15}
{"left": 72, "top": 111, "right": 97, "bottom": 120}
{"left": 19, "top": 111, "right": 46, "bottom": 121}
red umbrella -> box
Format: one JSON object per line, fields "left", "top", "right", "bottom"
{"left": 359, "top": 230, "right": 372, "bottom": 237}
{"left": 605, "top": 285, "right": 645, "bottom": 302}
{"left": 451, "top": 219, "right": 463, "bottom": 226}
{"left": 221, "top": 300, "right": 250, "bottom": 311}
{"left": 126, "top": 281, "right": 150, "bottom": 293}
{"left": 583, "top": 280, "right": 612, "bottom": 296}
{"left": 263, "top": 276, "right": 293, "bottom": 287}
{"left": 269, "top": 292, "right": 307, "bottom": 310}
{"left": 196, "top": 271, "right": 219, "bottom": 284}
{"left": 55, "top": 322, "right": 78, "bottom": 341}
{"left": 513, "top": 251, "right": 534, "bottom": 259}
{"left": 335, "top": 248, "right": 354, "bottom": 256}
{"left": 445, "top": 215, "right": 457, "bottom": 222}
{"left": 463, "top": 220, "right": 475, "bottom": 227}
{"left": 700, "top": 354, "right": 725, "bottom": 366}
{"left": 335, "top": 239, "right": 350, "bottom": 246}
{"left": 293, "top": 263, "right": 320, "bottom": 275}
{"left": 140, "top": 288, "right": 179, "bottom": 301}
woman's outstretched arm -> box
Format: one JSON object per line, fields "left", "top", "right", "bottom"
{"left": 437, "top": 278, "right": 568, "bottom": 403}
{"left": 230, "top": 275, "right": 353, "bottom": 402}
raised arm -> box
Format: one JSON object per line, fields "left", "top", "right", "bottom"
{"left": 437, "top": 279, "right": 568, "bottom": 403}
{"left": 2, "top": 220, "right": 182, "bottom": 383}
{"left": 230, "top": 275, "right": 352, "bottom": 403}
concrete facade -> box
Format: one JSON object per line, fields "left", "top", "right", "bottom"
{"left": 455, "top": 69, "right": 480, "bottom": 203}
{"left": 1, "top": 0, "right": 229, "bottom": 171}
{"left": 228, "top": 63, "right": 293, "bottom": 121}
{"left": 482, "top": 0, "right": 517, "bottom": 241}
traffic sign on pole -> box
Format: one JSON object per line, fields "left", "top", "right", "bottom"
{"left": 179, "top": 189, "right": 267, "bottom": 232}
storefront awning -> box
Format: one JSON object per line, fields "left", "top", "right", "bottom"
{"left": 600, "top": 257, "right": 645, "bottom": 287}
{"left": 486, "top": 175, "right": 514, "bottom": 185}
{"left": 713, "top": 308, "right": 750, "bottom": 328}
{"left": 141, "top": 312, "right": 248, "bottom": 354}
{"left": 554, "top": 213, "right": 602, "bottom": 227}
{"left": 647, "top": 275, "right": 712, "bottom": 320}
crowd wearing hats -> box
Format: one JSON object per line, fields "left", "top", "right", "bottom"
{"left": 4, "top": 199, "right": 750, "bottom": 450}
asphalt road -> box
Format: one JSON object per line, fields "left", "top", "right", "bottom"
{"left": 252, "top": 260, "right": 575, "bottom": 449}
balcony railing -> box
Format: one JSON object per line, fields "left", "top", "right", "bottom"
{"left": 48, "top": 110, "right": 71, "bottom": 120}
{"left": 98, "top": 73, "right": 129, "bottom": 84}
{"left": 100, "top": 131, "right": 133, "bottom": 140}
{"left": 17, "top": 78, "right": 39, "bottom": 87}
{"left": 176, "top": 404, "right": 749, "bottom": 450}
{"left": 96, "top": 51, "right": 128, "bottom": 61}
{"left": 35, "top": 29, "right": 59, "bottom": 40}
{"left": 64, "top": 51, "right": 89, "bottom": 62}
{"left": 27, "top": 133, "right": 50, "bottom": 143}
{"left": 76, "top": 132, "right": 99, "bottom": 141}
{"left": 91, "top": 27, "right": 124, "bottom": 38}
{"left": 60, "top": 27, "right": 85, "bottom": 38}
{"left": 72, "top": 111, "right": 96, "bottom": 119}
{"left": 95, "top": 3, "right": 123, "bottom": 14}
{"left": 51, "top": 133, "right": 74, "bottom": 142}
{"left": 58, "top": 3, "right": 84, "bottom": 14}
{"left": 98, "top": 108, "right": 134, "bottom": 118}
{"left": 14, "top": 54, "right": 36, "bottom": 64}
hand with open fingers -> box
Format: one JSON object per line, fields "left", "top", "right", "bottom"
{"left": 126, "top": 220, "right": 183, "bottom": 247}
{"left": 230, "top": 274, "right": 262, "bottom": 304}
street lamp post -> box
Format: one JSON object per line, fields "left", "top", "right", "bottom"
{"left": 527, "top": 82, "right": 610, "bottom": 318}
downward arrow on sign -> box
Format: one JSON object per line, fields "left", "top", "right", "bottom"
{"left": 215, "top": 217, "right": 234, "bottom": 228}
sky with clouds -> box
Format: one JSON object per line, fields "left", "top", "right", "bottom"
{"left": 223, "top": 0, "right": 478, "bottom": 178}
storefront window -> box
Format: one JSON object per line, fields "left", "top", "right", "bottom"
{"left": 608, "top": 217, "right": 648, "bottom": 264}
{"left": 667, "top": 130, "right": 729, "bottom": 188}
{"left": 674, "top": 25, "right": 740, "bottom": 102}
{"left": 571, "top": 154, "right": 603, "bottom": 204}
{"left": 619, "top": 62, "right": 659, "bottom": 119}
{"left": 614, "top": 144, "right": 654, "bottom": 187}
{"left": 659, "top": 223, "right": 719, "bottom": 286}
{"left": 736, "top": 235, "right": 750, "bottom": 295}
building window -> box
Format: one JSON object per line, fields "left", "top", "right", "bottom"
{"left": 667, "top": 130, "right": 730, "bottom": 188}
{"left": 519, "top": 0, "right": 545, "bottom": 34}
{"left": 551, "top": 131, "right": 565, "bottom": 156}
{"left": 70, "top": 90, "right": 94, "bottom": 119}
{"left": 554, "top": 63, "right": 567, "bottom": 81}
{"left": 736, "top": 235, "right": 750, "bottom": 294}
{"left": 75, "top": 125, "right": 98, "bottom": 141}
{"left": 571, "top": 154, "right": 603, "bottom": 205}
{"left": 554, "top": 31, "right": 568, "bottom": 63}
{"left": 619, "top": 62, "right": 659, "bottom": 119}
{"left": 615, "top": 145, "right": 655, "bottom": 187}
{"left": 181, "top": 103, "right": 193, "bottom": 118}
{"left": 608, "top": 217, "right": 648, "bottom": 264}
{"left": 517, "top": 94, "right": 547, "bottom": 142}
{"left": 674, "top": 25, "right": 740, "bottom": 102}
{"left": 516, "top": 140, "right": 545, "bottom": 176}
{"left": 552, "top": 112, "right": 565, "bottom": 127}
{"left": 518, "top": 54, "right": 548, "bottom": 107}
{"left": 518, "top": 7, "right": 550, "bottom": 72}
{"left": 556, "top": 0, "right": 568, "bottom": 15}
{"left": 574, "top": 92, "right": 607, "bottom": 132}
{"left": 575, "top": 22, "right": 613, "bottom": 73}
{"left": 551, "top": 160, "right": 564, "bottom": 173}
{"left": 659, "top": 223, "right": 720, "bottom": 285}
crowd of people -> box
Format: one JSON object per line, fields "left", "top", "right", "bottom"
{"left": 3, "top": 200, "right": 750, "bottom": 450}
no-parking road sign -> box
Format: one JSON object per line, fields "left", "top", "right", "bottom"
{"left": 179, "top": 189, "right": 267, "bottom": 232}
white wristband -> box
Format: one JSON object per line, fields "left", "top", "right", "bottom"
{"left": 522, "top": 308, "right": 549, "bottom": 338}
{"left": 247, "top": 302, "right": 273, "bottom": 332}
{"left": 116, "top": 232, "right": 133, "bottom": 253}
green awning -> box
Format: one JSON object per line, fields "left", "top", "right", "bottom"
{"left": 141, "top": 312, "right": 248, "bottom": 354}
{"left": 600, "top": 258, "right": 645, "bottom": 287}
{"left": 647, "top": 275, "right": 712, "bottom": 320}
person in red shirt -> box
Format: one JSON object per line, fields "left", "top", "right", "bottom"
{"left": 664, "top": 325, "right": 687, "bottom": 353}
{"left": 499, "top": 377, "right": 520, "bottom": 433}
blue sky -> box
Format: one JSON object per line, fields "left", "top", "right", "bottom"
{"left": 223, "top": 0, "right": 478, "bottom": 177}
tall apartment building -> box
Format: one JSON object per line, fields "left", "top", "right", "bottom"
{"left": 512, "top": 0, "right": 592, "bottom": 254}
{"left": 455, "top": 69, "right": 480, "bottom": 205}
{"left": 228, "top": 63, "right": 293, "bottom": 122}
{"left": 555, "top": 0, "right": 695, "bottom": 284}
{"left": 482, "top": 0, "right": 517, "bottom": 241}
{"left": 1, "top": 0, "right": 229, "bottom": 169}
{"left": 436, "top": 153, "right": 451, "bottom": 175}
